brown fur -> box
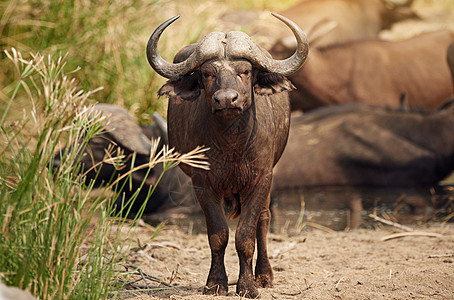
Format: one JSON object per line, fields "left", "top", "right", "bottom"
{"left": 281, "top": 30, "right": 454, "bottom": 112}
{"left": 158, "top": 45, "right": 293, "bottom": 297}
{"left": 273, "top": 100, "right": 454, "bottom": 191}
{"left": 273, "top": 0, "right": 417, "bottom": 49}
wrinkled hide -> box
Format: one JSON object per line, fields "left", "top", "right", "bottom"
{"left": 147, "top": 14, "right": 308, "bottom": 298}
{"left": 272, "top": 100, "right": 454, "bottom": 191}
{"left": 283, "top": 30, "right": 454, "bottom": 112}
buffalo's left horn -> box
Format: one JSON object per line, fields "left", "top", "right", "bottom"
{"left": 251, "top": 13, "right": 309, "bottom": 76}
{"left": 224, "top": 13, "right": 308, "bottom": 76}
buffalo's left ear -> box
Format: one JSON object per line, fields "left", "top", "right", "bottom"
{"left": 254, "top": 72, "right": 296, "bottom": 95}
{"left": 158, "top": 72, "right": 200, "bottom": 103}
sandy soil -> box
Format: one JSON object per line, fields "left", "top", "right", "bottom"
{"left": 118, "top": 221, "right": 454, "bottom": 300}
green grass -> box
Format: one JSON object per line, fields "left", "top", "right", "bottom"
{"left": 0, "top": 49, "right": 119, "bottom": 299}
{"left": 0, "top": 49, "right": 209, "bottom": 299}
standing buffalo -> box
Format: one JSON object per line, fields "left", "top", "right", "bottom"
{"left": 271, "top": 0, "right": 417, "bottom": 49}
{"left": 279, "top": 30, "right": 454, "bottom": 112}
{"left": 272, "top": 100, "right": 454, "bottom": 191}
{"left": 53, "top": 104, "right": 195, "bottom": 217}
{"left": 146, "top": 13, "right": 308, "bottom": 297}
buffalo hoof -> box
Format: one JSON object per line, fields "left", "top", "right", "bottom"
{"left": 255, "top": 273, "right": 273, "bottom": 288}
{"left": 237, "top": 275, "right": 259, "bottom": 298}
{"left": 203, "top": 283, "right": 228, "bottom": 296}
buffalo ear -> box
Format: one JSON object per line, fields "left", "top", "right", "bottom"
{"left": 254, "top": 72, "right": 296, "bottom": 95}
{"left": 158, "top": 72, "right": 201, "bottom": 103}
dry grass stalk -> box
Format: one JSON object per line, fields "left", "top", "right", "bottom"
{"left": 381, "top": 231, "right": 444, "bottom": 241}
{"left": 368, "top": 213, "right": 414, "bottom": 232}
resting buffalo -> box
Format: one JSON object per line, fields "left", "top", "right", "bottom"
{"left": 53, "top": 104, "right": 195, "bottom": 217}
{"left": 271, "top": 0, "right": 417, "bottom": 50}
{"left": 146, "top": 13, "right": 308, "bottom": 297}
{"left": 279, "top": 30, "right": 454, "bottom": 112}
{"left": 272, "top": 100, "right": 454, "bottom": 192}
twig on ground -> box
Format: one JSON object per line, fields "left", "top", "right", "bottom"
{"left": 280, "top": 280, "right": 312, "bottom": 296}
{"left": 368, "top": 213, "right": 414, "bottom": 232}
{"left": 123, "top": 264, "right": 171, "bottom": 287}
{"left": 138, "top": 268, "right": 150, "bottom": 290}
{"left": 428, "top": 253, "right": 454, "bottom": 258}
{"left": 381, "top": 231, "right": 443, "bottom": 241}
{"left": 299, "top": 221, "right": 336, "bottom": 233}
{"left": 335, "top": 277, "right": 344, "bottom": 292}
{"left": 270, "top": 241, "right": 297, "bottom": 259}
{"left": 168, "top": 264, "right": 179, "bottom": 285}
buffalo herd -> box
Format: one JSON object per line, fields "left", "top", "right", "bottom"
{"left": 53, "top": 1, "right": 454, "bottom": 298}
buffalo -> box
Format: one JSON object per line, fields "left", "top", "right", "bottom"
{"left": 272, "top": 100, "right": 454, "bottom": 192}
{"left": 278, "top": 30, "right": 454, "bottom": 112}
{"left": 53, "top": 104, "right": 195, "bottom": 217}
{"left": 272, "top": 0, "right": 417, "bottom": 49}
{"left": 146, "top": 13, "right": 308, "bottom": 297}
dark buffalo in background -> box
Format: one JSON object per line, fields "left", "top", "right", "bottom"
{"left": 53, "top": 104, "right": 196, "bottom": 217}
{"left": 271, "top": 98, "right": 454, "bottom": 228}
{"left": 273, "top": 101, "right": 454, "bottom": 190}
{"left": 275, "top": 30, "right": 454, "bottom": 112}
{"left": 147, "top": 13, "right": 308, "bottom": 298}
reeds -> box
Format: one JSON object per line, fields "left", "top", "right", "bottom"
{"left": 0, "top": 49, "right": 208, "bottom": 299}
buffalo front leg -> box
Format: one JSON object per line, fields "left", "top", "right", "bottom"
{"left": 255, "top": 193, "right": 273, "bottom": 288}
{"left": 235, "top": 185, "right": 271, "bottom": 298}
{"left": 193, "top": 180, "right": 229, "bottom": 296}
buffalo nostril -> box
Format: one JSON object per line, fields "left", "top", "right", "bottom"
{"left": 214, "top": 90, "right": 239, "bottom": 106}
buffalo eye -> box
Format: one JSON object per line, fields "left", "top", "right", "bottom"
{"left": 202, "top": 72, "right": 215, "bottom": 79}
{"left": 237, "top": 69, "right": 250, "bottom": 78}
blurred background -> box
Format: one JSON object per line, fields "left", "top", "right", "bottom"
{"left": 2, "top": 0, "right": 453, "bottom": 124}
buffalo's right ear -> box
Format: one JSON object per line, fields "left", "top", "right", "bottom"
{"left": 158, "top": 72, "right": 201, "bottom": 103}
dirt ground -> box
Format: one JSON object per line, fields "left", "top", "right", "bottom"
{"left": 118, "top": 221, "right": 453, "bottom": 300}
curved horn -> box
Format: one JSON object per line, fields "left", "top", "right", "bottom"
{"left": 267, "top": 13, "right": 309, "bottom": 75}
{"left": 147, "top": 16, "right": 187, "bottom": 79}
{"left": 227, "top": 13, "right": 308, "bottom": 76}
{"left": 148, "top": 13, "right": 308, "bottom": 78}
{"left": 147, "top": 16, "right": 224, "bottom": 79}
